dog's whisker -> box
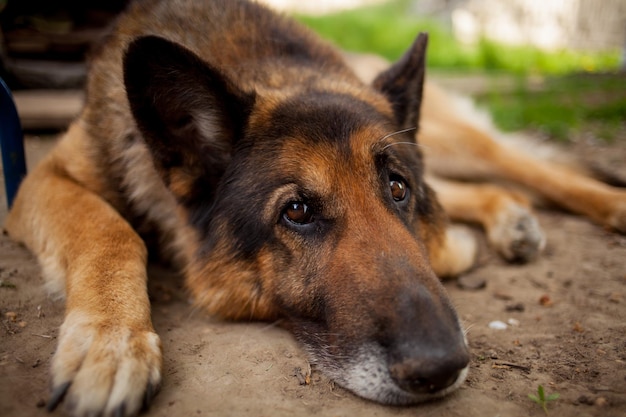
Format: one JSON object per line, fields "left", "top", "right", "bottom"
{"left": 380, "top": 127, "right": 417, "bottom": 142}
{"left": 381, "top": 141, "right": 429, "bottom": 152}
{"left": 257, "top": 320, "right": 283, "bottom": 332}
{"left": 374, "top": 127, "right": 431, "bottom": 152}
{"left": 462, "top": 322, "right": 476, "bottom": 336}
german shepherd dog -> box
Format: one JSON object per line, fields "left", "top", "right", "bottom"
{"left": 6, "top": 0, "right": 626, "bottom": 416}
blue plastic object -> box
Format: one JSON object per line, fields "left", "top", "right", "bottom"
{"left": 0, "top": 78, "right": 27, "bottom": 208}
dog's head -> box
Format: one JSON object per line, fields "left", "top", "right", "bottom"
{"left": 123, "top": 34, "right": 469, "bottom": 404}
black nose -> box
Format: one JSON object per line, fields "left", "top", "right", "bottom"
{"left": 380, "top": 279, "right": 470, "bottom": 395}
{"left": 389, "top": 350, "right": 469, "bottom": 394}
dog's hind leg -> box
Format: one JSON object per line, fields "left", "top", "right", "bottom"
{"left": 4, "top": 124, "right": 162, "bottom": 417}
{"left": 420, "top": 83, "right": 626, "bottom": 233}
{"left": 484, "top": 150, "right": 626, "bottom": 233}
{"left": 428, "top": 177, "right": 546, "bottom": 262}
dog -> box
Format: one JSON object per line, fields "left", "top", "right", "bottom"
{"left": 5, "top": 0, "right": 474, "bottom": 416}
{"left": 6, "top": 0, "right": 626, "bottom": 416}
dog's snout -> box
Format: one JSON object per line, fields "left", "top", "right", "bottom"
{"left": 389, "top": 348, "right": 469, "bottom": 394}
{"left": 381, "top": 281, "right": 470, "bottom": 396}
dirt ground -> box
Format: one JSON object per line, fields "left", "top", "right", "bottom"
{"left": 1, "top": 133, "right": 625, "bottom": 417}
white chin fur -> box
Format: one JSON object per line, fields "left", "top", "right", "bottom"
{"left": 308, "top": 343, "right": 468, "bottom": 405}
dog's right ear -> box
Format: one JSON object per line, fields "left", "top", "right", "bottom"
{"left": 123, "top": 35, "right": 255, "bottom": 189}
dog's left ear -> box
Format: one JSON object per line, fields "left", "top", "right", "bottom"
{"left": 372, "top": 33, "right": 428, "bottom": 132}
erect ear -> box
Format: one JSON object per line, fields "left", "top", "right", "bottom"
{"left": 123, "top": 35, "right": 255, "bottom": 194}
{"left": 372, "top": 33, "right": 428, "bottom": 132}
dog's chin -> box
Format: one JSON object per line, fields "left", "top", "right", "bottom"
{"left": 305, "top": 343, "right": 469, "bottom": 406}
{"left": 337, "top": 361, "right": 469, "bottom": 405}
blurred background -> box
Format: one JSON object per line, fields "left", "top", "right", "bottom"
{"left": 0, "top": 0, "right": 624, "bottom": 143}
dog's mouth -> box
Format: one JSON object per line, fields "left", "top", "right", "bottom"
{"left": 292, "top": 320, "right": 470, "bottom": 405}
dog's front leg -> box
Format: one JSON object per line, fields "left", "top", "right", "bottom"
{"left": 5, "top": 155, "right": 161, "bottom": 417}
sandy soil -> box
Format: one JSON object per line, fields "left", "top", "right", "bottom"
{"left": 1, "top": 135, "right": 625, "bottom": 417}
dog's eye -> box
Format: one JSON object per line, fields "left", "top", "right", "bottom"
{"left": 283, "top": 201, "right": 314, "bottom": 225}
{"left": 390, "top": 175, "right": 409, "bottom": 202}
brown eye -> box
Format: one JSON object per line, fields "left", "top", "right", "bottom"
{"left": 390, "top": 177, "right": 408, "bottom": 202}
{"left": 283, "top": 202, "right": 313, "bottom": 225}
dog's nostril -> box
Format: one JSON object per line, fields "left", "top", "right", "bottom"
{"left": 423, "top": 369, "right": 461, "bottom": 393}
{"left": 390, "top": 358, "right": 467, "bottom": 394}
{"left": 405, "top": 369, "right": 461, "bottom": 394}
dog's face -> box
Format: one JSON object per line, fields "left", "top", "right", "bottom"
{"left": 124, "top": 35, "right": 469, "bottom": 404}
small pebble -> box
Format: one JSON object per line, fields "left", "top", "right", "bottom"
{"left": 488, "top": 320, "right": 508, "bottom": 330}
{"left": 507, "top": 318, "right": 520, "bottom": 327}
{"left": 595, "top": 397, "right": 607, "bottom": 407}
{"left": 505, "top": 302, "right": 525, "bottom": 312}
{"left": 493, "top": 290, "right": 513, "bottom": 300}
{"left": 539, "top": 294, "right": 553, "bottom": 306}
{"left": 457, "top": 275, "right": 487, "bottom": 290}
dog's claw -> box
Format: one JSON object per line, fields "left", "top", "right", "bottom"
{"left": 47, "top": 381, "right": 71, "bottom": 412}
{"left": 113, "top": 402, "right": 126, "bottom": 417}
{"left": 48, "top": 316, "right": 162, "bottom": 417}
{"left": 47, "top": 382, "right": 158, "bottom": 417}
{"left": 142, "top": 381, "right": 160, "bottom": 412}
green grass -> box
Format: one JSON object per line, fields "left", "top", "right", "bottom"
{"left": 476, "top": 73, "right": 626, "bottom": 141}
{"left": 297, "top": 1, "right": 468, "bottom": 66}
{"left": 296, "top": 1, "right": 621, "bottom": 75}
{"left": 296, "top": 1, "right": 624, "bottom": 142}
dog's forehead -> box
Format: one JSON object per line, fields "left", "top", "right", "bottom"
{"left": 260, "top": 90, "right": 392, "bottom": 141}
{"left": 251, "top": 90, "right": 396, "bottom": 185}
{"left": 276, "top": 124, "right": 387, "bottom": 195}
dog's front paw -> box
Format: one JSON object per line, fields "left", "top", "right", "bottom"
{"left": 488, "top": 203, "right": 546, "bottom": 263}
{"left": 48, "top": 311, "right": 162, "bottom": 417}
